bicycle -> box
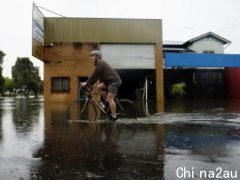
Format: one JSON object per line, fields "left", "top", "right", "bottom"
{"left": 66, "top": 85, "right": 137, "bottom": 122}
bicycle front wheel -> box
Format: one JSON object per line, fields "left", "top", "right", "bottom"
{"left": 66, "top": 99, "right": 97, "bottom": 121}
{"left": 116, "top": 99, "right": 137, "bottom": 119}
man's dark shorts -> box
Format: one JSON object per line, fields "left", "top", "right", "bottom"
{"left": 108, "top": 81, "right": 122, "bottom": 94}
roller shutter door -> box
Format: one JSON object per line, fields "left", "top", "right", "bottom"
{"left": 100, "top": 44, "right": 155, "bottom": 69}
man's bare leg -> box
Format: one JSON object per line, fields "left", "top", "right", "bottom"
{"left": 97, "top": 83, "right": 107, "bottom": 101}
{"left": 107, "top": 92, "right": 117, "bottom": 118}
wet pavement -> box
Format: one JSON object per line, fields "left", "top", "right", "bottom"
{"left": 0, "top": 97, "right": 240, "bottom": 179}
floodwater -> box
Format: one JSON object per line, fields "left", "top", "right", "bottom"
{"left": 0, "top": 97, "right": 240, "bottom": 180}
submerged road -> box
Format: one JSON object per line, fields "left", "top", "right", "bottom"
{"left": 0, "top": 97, "right": 240, "bottom": 179}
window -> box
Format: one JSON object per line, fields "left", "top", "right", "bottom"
{"left": 51, "top": 77, "right": 70, "bottom": 93}
{"left": 203, "top": 50, "right": 214, "bottom": 54}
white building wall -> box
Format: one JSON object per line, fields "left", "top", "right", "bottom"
{"left": 188, "top": 37, "right": 224, "bottom": 54}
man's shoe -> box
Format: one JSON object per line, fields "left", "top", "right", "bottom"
{"left": 109, "top": 115, "right": 118, "bottom": 121}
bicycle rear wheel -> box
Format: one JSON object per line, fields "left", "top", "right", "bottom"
{"left": 66, "top": 99, "right": 97, "bottom": 121}
{"left": 116, "top": 99, "right": 137, "bottom": 119}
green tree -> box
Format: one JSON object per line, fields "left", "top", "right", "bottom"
{"left": 12, "top": 57, "right": 41, "bottom": 97}
{"left": 4, "top": 77, "right": 15, "bottom": 95}
{"left": 0, "top": 50, "right": 5, "bottom": 95}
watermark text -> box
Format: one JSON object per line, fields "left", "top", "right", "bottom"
{"left": 176, "top": 167, "right": 238, "bottom": 179}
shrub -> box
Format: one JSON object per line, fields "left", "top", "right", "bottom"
{"left": 171, "top": 82, "right": 186, "bottom": 97}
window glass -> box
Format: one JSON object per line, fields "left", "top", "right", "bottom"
{"left": 203, "top": 50, "right": 214, "bottom": 54}
{"left": 51, "top": 77, "right": 70, "bottom": 93}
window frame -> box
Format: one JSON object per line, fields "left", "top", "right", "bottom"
{"left": 51, "top": 77, "right": 70, "bottom": 93}
{"left": 203, "top": 50, "right": 215, "bottom": 54}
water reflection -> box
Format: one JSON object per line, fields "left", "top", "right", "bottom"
{"left": 165, "top": 123, "right": 240, "bottom": 180}
{"left": 165, "top": 98, "right": 240, "bottom": 113}
{"left": 0, "top": 98, "right": 240, "bottom": 179}
{"left": 0, "top": 97, "right": 44, "bottom": 180}
{"left": 32, "top": 102, "right": 165, "bottom": 179}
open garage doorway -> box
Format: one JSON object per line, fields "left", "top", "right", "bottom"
{"left": 116, "top": 69, "right": 156, "bottom": 100}
{"left": 100, "top": 44, "right": 156, "bottom": 100}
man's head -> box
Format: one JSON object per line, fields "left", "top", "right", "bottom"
{"left": 90, "top": 50, "right": 102, "bottom": 60}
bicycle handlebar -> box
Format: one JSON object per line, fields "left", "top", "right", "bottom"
{"left": 79, "top": 84, "right": 94, "bottom": 98}
{"left": 80, "top": 84, "right": 92, "bottom": 92}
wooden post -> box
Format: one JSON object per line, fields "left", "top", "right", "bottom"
{"left": 155, "top": 43, "right": 164, "bottom": 112}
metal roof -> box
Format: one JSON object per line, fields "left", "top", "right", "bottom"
{"left": 163, "top": 47, "right": 193, "bottom": 52}
{"left": 184, "top": 31, "right": 231, "bottom": 45}
{"left": 163, "top": 41, "right": 184, "bottom": 45}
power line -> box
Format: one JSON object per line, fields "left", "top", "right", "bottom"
{"left": 215, "top": 22, "right": 240, "bottom": 33}
{"left": 37, "top": 6, "right": 66, "bottom": 17}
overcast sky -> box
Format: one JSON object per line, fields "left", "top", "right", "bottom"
{"left": 0, "top": 0, "right": 240, "bottom": 78}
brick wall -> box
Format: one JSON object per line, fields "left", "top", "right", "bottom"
{"left": 43, "top": 42, "right": 98, "bottom": 102}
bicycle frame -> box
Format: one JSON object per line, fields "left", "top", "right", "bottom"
{"left": 81, "top": 89, "right": 109, "bottom": 117}
{"left": 67, "top": 85, "right": 137, "bottom": 121}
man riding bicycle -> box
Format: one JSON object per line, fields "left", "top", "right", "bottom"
{"left": 81, "top": 50, "right": 122, "bottom": 121}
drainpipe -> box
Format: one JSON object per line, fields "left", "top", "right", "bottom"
{"left": 145, "top": 77, "right": 148, "bottom": 101}
{"left": 143, "top": 76, "right": 150, "bottom": 116}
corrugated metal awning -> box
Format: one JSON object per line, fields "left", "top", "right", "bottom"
{"left": 165, "top": 53, "right": 240, "bottom": 67}
{"left": 44, "top": 18, "right": 162, "bottom": 43}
